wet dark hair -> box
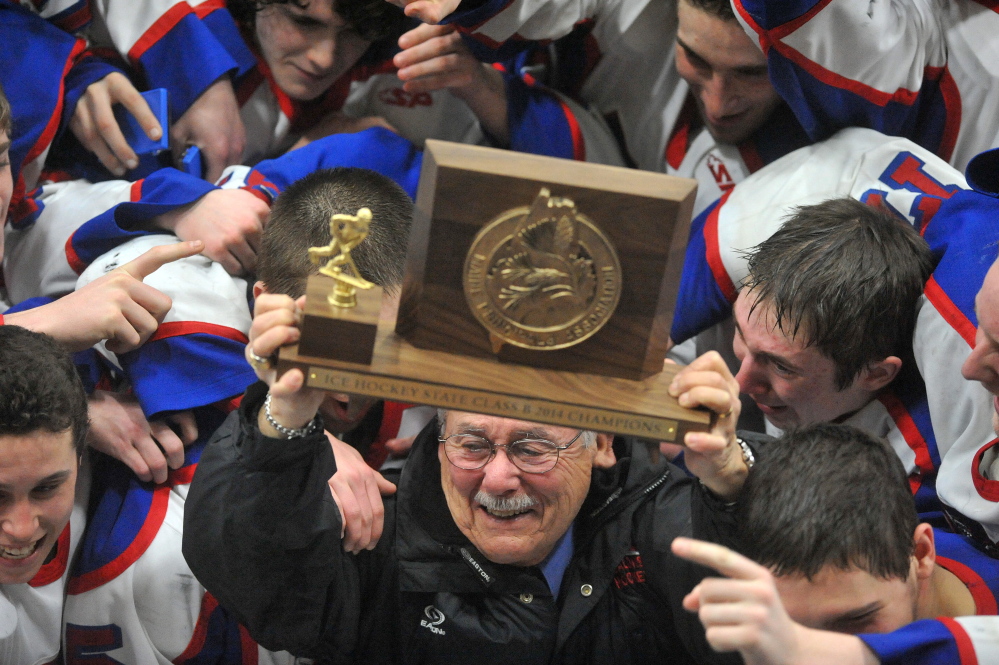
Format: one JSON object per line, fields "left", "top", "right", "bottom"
{"left": 0, "top": 326, "right": 89, "bottom": 454}
{"left": 742, "top": 198, "right": 934, "bottom": 389}
{"left": 257, "top": 167, "right": 412, "bottom": 298}
{"left": 740, "top": 423, "right": 918, "bottom": 581}
{"left": 227, "top": 0, "right": 409, "bottom": 44}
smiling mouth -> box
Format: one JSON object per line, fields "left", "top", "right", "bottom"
{"left": 479, "top": 506, "right": 533, "bottom": 520}
{"left": 0, "top": 539, "right": 42, "bottom": 561}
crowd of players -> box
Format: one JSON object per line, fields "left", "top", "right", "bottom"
{"left": 2, "top": 0, "right": 999, "bottom": 663}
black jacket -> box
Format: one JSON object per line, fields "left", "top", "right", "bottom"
{"left": 183, "top": 382, "right": 743, "bottom": 665}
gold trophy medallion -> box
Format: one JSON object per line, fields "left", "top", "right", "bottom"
{"left": 464, "top": 188, "right": 622, "bottom": 352}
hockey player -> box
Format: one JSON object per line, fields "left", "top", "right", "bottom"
{"left": 402, "top": 0, "right": 811, "bottom": 217}
{"left": 672, "top": 127, "right": 999, "bottom": 537}
{"left": 62, "top": 164, "right": 429, "bottom": 662}
{"left": 672, "top": 422, "right": 999, "bottom": 665}
{"left": 0, "top": 326, "right": 91, "bottom": 664}
{"left": 732, "top": 0, "right": 999, "bottom": 172}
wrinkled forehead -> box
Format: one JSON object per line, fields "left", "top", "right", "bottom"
{"left": 443, "top": 411, "right": 574, "bottom": 440}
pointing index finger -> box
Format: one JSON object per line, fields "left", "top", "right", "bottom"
{"left": 118, "top": 240, "right": 204, "bottom": 281}
{"left": 671, "top": 537, "right": 767, "bottom": 581}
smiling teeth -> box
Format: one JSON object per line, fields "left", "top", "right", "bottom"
{"left": 0, "top": 542, "right": 38, "bottom": 560}
{"left": 485, "top": 508, "right": 529, "bottom": 518}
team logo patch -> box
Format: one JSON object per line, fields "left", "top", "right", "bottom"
{"left": 614, "top": 550, "right": 646, "bottom": 589}
{"left": 421, "top": 605, "right": 447, "bottom": 635}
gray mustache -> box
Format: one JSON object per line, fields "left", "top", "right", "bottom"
{"left": 475, "top": 491, "right": 538, "bottom": 512}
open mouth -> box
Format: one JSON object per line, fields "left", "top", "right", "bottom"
{"left": 479, "top": 505, "right": 534, "bottom": 521}
{"left": 0, "top": 539, "right": 42, "bottom": 561}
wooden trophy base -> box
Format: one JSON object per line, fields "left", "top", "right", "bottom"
{"left": 277, "top": 315, "right": 711, "bottom": 442}
{"left": 297, "top": 274, "right": 382, "bottom": 365}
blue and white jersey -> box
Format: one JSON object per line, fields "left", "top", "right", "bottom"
{"left": 672, "top": 127, "right": 999, "bottom": 538}
{"left": 732, "top": 0, "right": 999, "bottom": 172}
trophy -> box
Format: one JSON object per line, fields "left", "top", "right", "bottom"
{"left": 296, "top": 208, "right": 383, "bottom": 365}
{"left": 278, "top": 141, "right": 712, "bottom": 441}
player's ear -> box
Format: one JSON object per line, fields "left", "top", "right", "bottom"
{"left": 912, "top": 522, "right": 936, "bottom": 581}
{"left": 253, "top": 280, "right": 268, "bottom": 299}
{"left": 857, "top": 356, "right": 902, "bottom": 392}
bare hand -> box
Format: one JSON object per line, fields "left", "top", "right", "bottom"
{"left": 170, "top": 76, "right": 246, "bottom": 183}
{"left": 248, "top": 294, "right": 326, "bottom": 436}
{"left": 672, "top": 537, "right": 805, "bottom": 665}
{"left": 394, "top": 23, "right": 508, "bottom": 142}
{"left": 384, "top": 0, "right": 461, "bottom": 24}
{"left": 70, "top": 72, "right": 163, "bottom": 176}
{"left": 290, "top": 112, "right": 397, "bottom": 151}
{"left": 327, "top": 433, "right": 397, "bottom": 553}
{"left": 6, "top": 240, "right": 203, "bottom": 353}
{"left": 87, "top": 391, "right": 198, "bottom": 483}
{"left": 385, "top": 435, "right": 416, "bottom": 458}
{"left": 155, "top": 188, "right": 270, "bottom": 275}
{"left": 668, "top": 351, "right": 746, "bottom": 500}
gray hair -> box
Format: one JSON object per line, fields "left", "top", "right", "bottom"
{"left": 437, "top": 409, "right": 596, "bottom": 448}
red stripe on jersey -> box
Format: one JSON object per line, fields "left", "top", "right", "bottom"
{"left": 732, "top": 0, "right": 769, "bottom": 53}
{"left": 969, "top": 0, "right": 999, "bottom": 13}
{"left": 768, "top": 40, "right": 920, "bottom": 107}
{"left": 938, "top": 616, "right": 980, "bottom": 665}
{"left": 738, "top": 142, "right": 764, "bottom": 173}
{"left": 767, "top": 0, "right": 835, "bottom": 41}
{"left": 148, "top": 322, "right": 249, "bottom": 344}
{"left": 878, "top": 391, "right": 935, "bottom": 481}
{"left": 924, "top": 276, "right": 977, "bottom": 348}
{"left": 704, "top": 190, "right": 738, "bottom": 303}
{"left": 29, "top": 523, "right": 70, "bottom": 587}
{"left": 936, "top": 556, "right": 999, "bottom": 615}
{"left": 128, "top": 3, "right": 193, "bottom": 62}
{"left": 971, "top": 439, "right": 999, "bottom": 502}
{"left": 174, "top": 592, "right": 219, "bottom": 663}
{"left": 936, "top": 66, "right": 962, "bottom": 164}
{"left": 665, "top": 94, "right": 700, "bottom": 170}
{"left": 22, "top": 38, "right": 83, "bottom": 178}
{"left": 239, "top": 625, "right": 259, "bottom": 664}
{"left": 68, "top": 485, "right": 170, "bottom": 594}
{"left": 65, "top": 231, "right": 87, "bottom": 275}
{"left": 556, "top": 96, "right": 586, "bottom": 161}
{"left": 193, "top": 0, "right": 226, "bottom": 18}
{"left": 58, "top": 5, "right": 92, "bottom": 33}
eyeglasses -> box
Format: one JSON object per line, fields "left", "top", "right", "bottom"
{"left": 439, "top": 430, "right": 584, "bottom": 474}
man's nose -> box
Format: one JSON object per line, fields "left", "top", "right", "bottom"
{"left": 700, "top": 74, "right": 740, "bottom": 118}
{"left": 306, "top": 35, "right": 337, "bottom": 73}
{"left": 479, "top": 447, "right": 522, "bottom": 495}
{"left": 734, "top": 355, "right": 767, "bottom": 397}
{"left": 1, "top": 499, "right": 39, "bottom": 543}
{"left": 961, "top": 333, "right": 994, "bottom": 386}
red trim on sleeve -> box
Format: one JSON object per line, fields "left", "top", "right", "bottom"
{"left": 28, "top": 523, "right": 70, "bottom": 587}
{"left": 130, "top": 179, "right": 145, "bottom": 202}
{"left": 192, "top": 0, "right": 226, "bottom": 18}
{"left": 768, "top": 40, "right": 920, "bottom": 107}
{"left": 127, "top": 3, "right": 194, "bottom": 63}
{"left": 878, "top": 391, "right": 935, "bottom": 481}
{"left": 147, "top": 321, "right": 250, "bottom": 344}
{"left": 366, "top": 401, "right": 414, "bottom": 469}
{"left": 923, "top": 275, "right": 977, "bottom": 348}
{"left": 704, "top": 190, "right": 738, "bottom": 303}
{"left": 67, "top": 485, "right": 170, "bottom": 594}
{"left": 766, "top": 0, "right": 835, "bottom": 41}
{"left": 971, "top": 439, "right": 999, "bottom": 502}
{"left": 0, "top": 312, "right": 5, "bottom": 326}
{"left": 936, "top": 556, "right": 999, "bottom": 615}
{"left": 938, "top": 616, "right": 980, "bottom": 665}
{"left": 936, "top": 66, "right": 962, "bottom": 164}
{"left": 239, "top": 625, "right": 260, "bottom": 664}
{"left": 173, "top": 592, "right": 220, "bottom": 663}
{"left": 64, "top": 231, "right": 87, "bottom": 275}
{"left": 555, "top": 97, "right": 586, "bottom": 162}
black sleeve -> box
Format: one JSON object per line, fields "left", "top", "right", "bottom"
{"left": 182, "top": 382, "right": 363, "bottom": 658}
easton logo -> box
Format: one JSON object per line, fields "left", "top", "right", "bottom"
{"left": 421, "top": 605, "right": 447, "bottom": 635}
